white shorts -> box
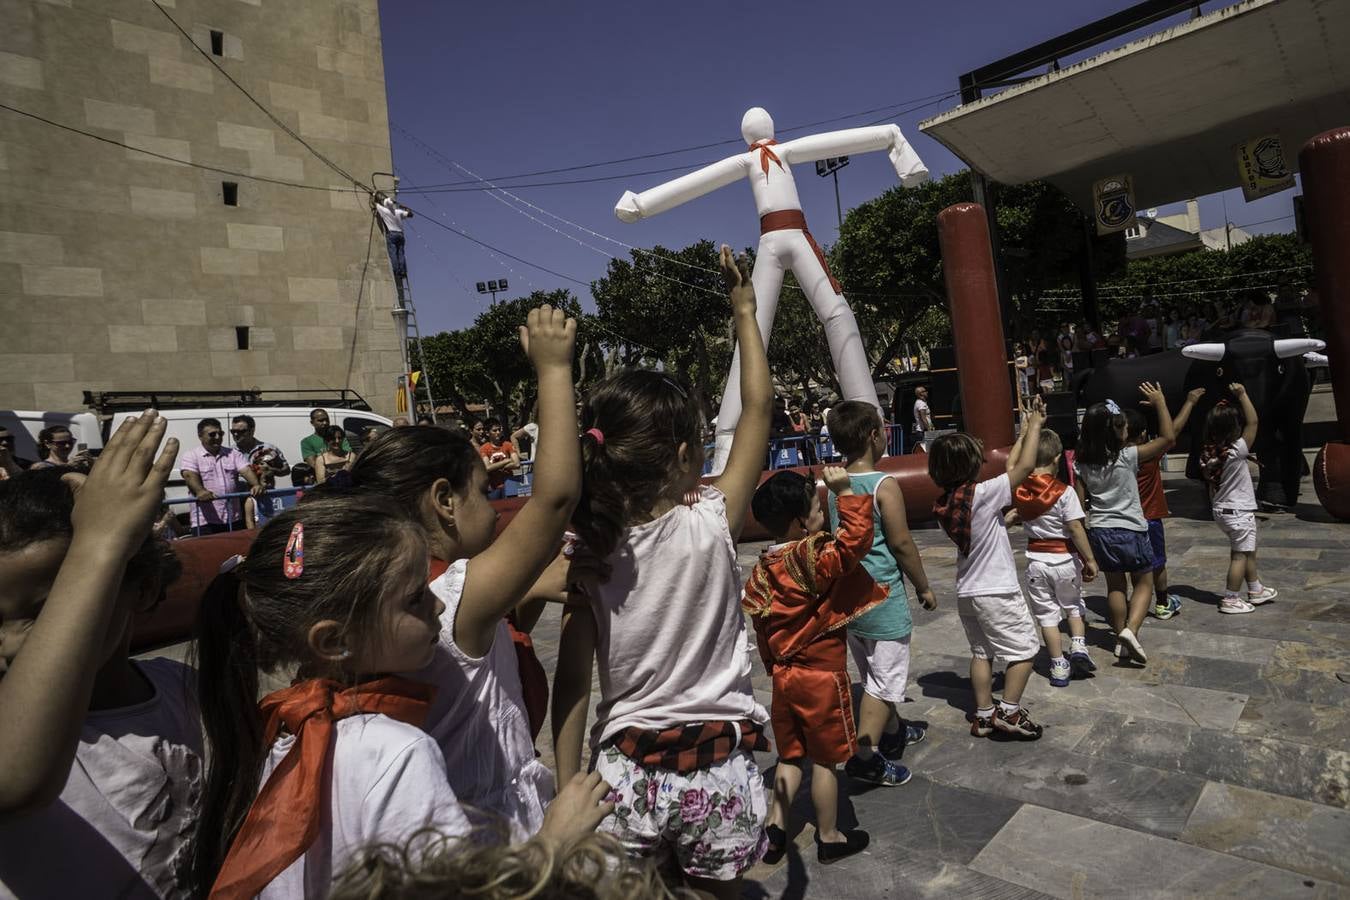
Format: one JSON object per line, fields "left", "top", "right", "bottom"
{"left": 1214, "top": 509, "right": 1257, "bottom": 553}
{"left": 1025, "top": 557, "right": 1086, "bottom": 627}
{"left": 957, "top": 591, "right": 1040, "bottom": 663}
{"left": 847, "top": 633, "right": 910, "bottom": 704}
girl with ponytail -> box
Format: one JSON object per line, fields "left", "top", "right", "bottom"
{"left": 553, "top": 247, "right": 774, "bottom": 898}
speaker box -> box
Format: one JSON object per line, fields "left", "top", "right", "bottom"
{"left": 1044, "top": 412, "right": 1079, "bottom": 450}
{"left": 928, "top": 346, "right": 957, "bottom": 371}
{"left": 926, "top": 371, "right": 960, "bottom": 418}
{"left": 1043, "top": 391, "right": 1077, "bottom": 416}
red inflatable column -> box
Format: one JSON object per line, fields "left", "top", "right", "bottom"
{"left": 937, "top": 203, "right": 1015, "bottom": 448}
{"left": 1301, "top": 127, "right": 1350, "bottom": 519}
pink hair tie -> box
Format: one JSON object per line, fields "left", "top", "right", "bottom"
{"left": 585, "top": 428, "right": 605, "bottom": 446}
{"left": 283, "top": 522, "right": 304, "bottom": 579}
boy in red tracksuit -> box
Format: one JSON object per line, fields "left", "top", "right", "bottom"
{"left": 743, "top": 466, "right": 886, "bottom": 867}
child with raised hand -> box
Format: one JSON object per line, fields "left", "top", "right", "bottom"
{"left": 1073, "top": 383, "right": 1175, "bottom": 663}
{"left": 1200, "top": 383, "right": 1275, "bottom": 612}
{"left": 1008, "top": 428, "right": 1099, "bottom": 686}
{"left": 553, "top": 246, "right": 772, "bottom": 899}
{"left": 745, "top": 468, "right": 885, "bottom": 867}
{"left": 346, "top": 304, "right": 581, "bottom": 840}
{"left": 824, "top": 400, "right": 936, "bottom": 786}
{"left": 0, "top": 412, "right": 196, "bottom": 898}
{"left": 1126, "top": 388, "right": 1205, "bottom": 620}
{"left": 928, "top": 398, "right": 1045, "bottom": 740}
{"left": 191, "top": 495, "right": 614, "bottom": 899}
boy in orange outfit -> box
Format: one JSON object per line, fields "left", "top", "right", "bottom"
{"left": 743, "top": 466, "right": 886, "bottom": 867}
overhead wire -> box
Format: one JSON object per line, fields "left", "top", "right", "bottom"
{"left": 1038, "top": 264, "right": 1311, "bottom": 295}
{"left": 344, "top": 217, "right": 378, "bottom": 393}
{"left": 149, "top": 0, "right": 368, "bottom": 192}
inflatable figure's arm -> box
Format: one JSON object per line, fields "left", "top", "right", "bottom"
{"left": 614, "top": 154, "right": 748, "bottom": 223}
{"left": 778, "top": 124, "right": 929, "bottom": 187}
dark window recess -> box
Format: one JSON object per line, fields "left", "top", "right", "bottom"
{"left": 209, "top": 30, "right": 224, "bottom": 55}
{"left": 235, "top": 326, "right": 250, "bottom": 350}
{"left": 222, "top": 181, "right": 238, "bottom": 206}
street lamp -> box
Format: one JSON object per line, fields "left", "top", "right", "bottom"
{"left": 815, "top": 156, "right": 850, "bottom": 228}
{"left": 476, "top": 278, "right": 509, "bottom": 304}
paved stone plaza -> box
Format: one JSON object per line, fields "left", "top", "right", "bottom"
{"left": 528, "top": 466, "right": 1350, "bottom": 899}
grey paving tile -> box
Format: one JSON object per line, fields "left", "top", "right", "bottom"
{"left": 1074, "top": 712, "right": 1350, "bottom": 809}
{"left": 1235, "top": 696, "right": 1350, "bottom": 752}
{"left": 1181, "top": 782, "right": 1350, "bottom": 886}
{"left": 970, "top": 804, "right": 1346, "bottom": 899}
{"left": 1130, "top": 627, "right": 1279, "bottom": 664}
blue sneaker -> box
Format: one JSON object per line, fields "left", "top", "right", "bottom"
{"left": 1049, "top": 658, "right": 1072, "bottom": 687}
{"left": 1150, "top": 594, "right": 1182, "bottom": 619}
{"left": 878, "top": 723, "right": 926, "bottom": 759}
{"left": 1069, "top": 648, "right": 1097, "bottom": 674}
{"left": 844, "top": 753, "right": 912, "bottom": 786}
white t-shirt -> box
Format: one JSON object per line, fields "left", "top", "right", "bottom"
{"left": 912, "top": 398, "right": 931, "bottom": 433}
{"left": 407, "top": 559, "right": 554, "bottom": 840}
{"left": 258, "top": 715, "right": 469, "bottom": 900}
{"left": 1212, "top": 438, "right": 1258, "bottom": 511}
{"left": 516, "top": 422, "right": 539, "bottom": 460}
{"left": 588, "top": 486, "right": 767, "bottom": 747}
{"left": 1023, "top": 487, "right": 1086, "bottom": 563}
{"left": 955, "top": 474, "right": 1021, "bottom": 598}
{"left": 375, "top": 201, "right": 410, "bottom": 234}
{"left": 0, "top": 658, "right": 202, "bottom": 900}
{"left": 1074, "top": 446, "right": 1146, "bottom": 531}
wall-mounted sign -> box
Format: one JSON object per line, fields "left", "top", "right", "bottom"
{"left": 1235, "top": 134, "right": 1295, "bottom": 201}
{"left": 1093, "top": 174, "right": 1137, "bottom": 235}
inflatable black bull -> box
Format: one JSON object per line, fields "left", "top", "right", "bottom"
{"left": 1077, "top": 329, "right": 1326, "bottom": 507}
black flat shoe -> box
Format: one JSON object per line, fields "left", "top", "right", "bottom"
{"left": 762, "top": 824, "right": 787, "bottom": 865}
{"left": 816, "top": 829, "right": 869, "bottom": 865}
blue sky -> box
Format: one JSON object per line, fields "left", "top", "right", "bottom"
{"left": 378, "top": 0, "right": 1301, "bottom": 334}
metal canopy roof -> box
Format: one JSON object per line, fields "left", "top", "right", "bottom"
{"left": 919, "top": 0, "right": 1350, "bottom": 210}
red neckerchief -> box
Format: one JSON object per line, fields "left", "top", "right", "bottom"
{"left": 1014, "top": 473, "right": 1068, "bottom": 522}
{"left": 209, "top": 677, "right": 434, "bottom": 899}
{"left": 1200, "top": 442, "right": 1233, "bottom": 491}
{"left": 749, "top": 139, "right": 783, "bottom": 178}
{"left": 934, "top": 481, "right": 978, "bottom": 556}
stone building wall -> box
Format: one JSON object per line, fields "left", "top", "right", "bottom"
{"left": 0, "top": 0, "right": 404, "bottom": 414}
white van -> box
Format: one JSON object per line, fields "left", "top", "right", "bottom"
{"left": 3, "top": 401, "right": 393, "bottom": 503}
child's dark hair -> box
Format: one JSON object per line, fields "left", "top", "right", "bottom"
{"left": 927, "top": 433, "right": 984, "bottom": 489}
{"left": 290, "top": 462, "right": 316, "bottom": 486}
{"left": 1203, "top": 403, "right": 1243, "bottom": 449}
{"left": 575, "top": 370, "right": 704, "bottom": 559}
{"left": 751, "top": 471, "right": 814, "bottom": 537}
{"left": 1035, "top": 428, "right": 1063, "bottom": 468}
{"left": 0, "top": 468, "right": 180, "bottom": 602}
{"left": 1122, "top": 408, "right": 1148, "bottom": 444}
{"left": 825, "top": 401, "right": 882, "bottom": 461}
{"left": 191, "top": 494, "right": 424, "bottom": 895}
{"left": 1077, "top": 402, "right": 1126, "bottom": 467}
{"left": 348, "top": 426, "right": 481, "bottom": 509}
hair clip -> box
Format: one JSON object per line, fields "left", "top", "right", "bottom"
{"left": 584, "top": 428, "right": 605, "bottom": 446}
{"left": 661, "top": 376, "right": 688, "bottom": 400}
{"left": 1104, "top": 399, "right": 1122, "bottom": 415}
{"left": 1215, "top": 398, "right": 1231, "bottom": 408}
{"left": 219, "top": 554, "right": 246, "bottom": 575}
{"left": 283, "top": 522, "right": 304, "bottom": 579}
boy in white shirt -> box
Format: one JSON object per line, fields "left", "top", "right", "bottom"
{"left": 1006, "top": 429, "right": 1100, "bottom": 687}
{"left": 927, "top": 399, "right": 1046, "bottom": 740}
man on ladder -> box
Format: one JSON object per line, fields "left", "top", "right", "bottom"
{"left": 373, "top": 192, "right": 413, "bottom": 298}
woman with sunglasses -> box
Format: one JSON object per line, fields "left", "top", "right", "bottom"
{"left": 30, "top": 427, "right": 89, "bottom": 471}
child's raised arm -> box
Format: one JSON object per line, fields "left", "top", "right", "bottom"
{"left": 1231, "top": 382, "right": 1259, "bottom": 447}
{"left": 1172, "top": 387, "right": 1206, "bottom": 434}
{"left": 456, "top": 306, "right": 581, "bottom": 659}
{"left": 0, "top": 413, "right": 178, "bottom": 815}
{"left": 712, "top": 246, "right": 771, "bottom": 539}
{"left": 1136, "top": 382, "right": 1176, "bottom": 463}
{"left": 1007, "top": 396, "right": 1045, "bottom": 486}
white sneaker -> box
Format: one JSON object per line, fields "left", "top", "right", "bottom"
{"left": 1247, "top": 587, "right": 1278, "bottom": 604}
{"left": 1220, "top": 596, "right": 1256, "bottom": 614}
{"left": 1117, "top": 627, "right": 1147, "bottom": 663}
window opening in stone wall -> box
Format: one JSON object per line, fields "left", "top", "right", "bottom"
{"left": 222, "top": 181, "right": 238, "bottom": 206}
{"left": 236, "top": 326, "right": 250, "bottom": 350}
{"left": 210, "top": 30, "right": 224, "bottom": 56}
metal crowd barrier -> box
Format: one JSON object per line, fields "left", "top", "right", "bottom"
{"left": 164, "top": 487, "right": 304, "bottom": 535}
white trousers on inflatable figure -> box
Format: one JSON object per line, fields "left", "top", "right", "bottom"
{"left": 714, "top": 228, "right": 876, "bottom": 471}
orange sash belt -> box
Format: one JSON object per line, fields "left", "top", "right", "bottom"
{"left": 209, "top": 677, "right": 434, "bottom": 900}
{"left": 1027, "top": 538, "right": 1074, "bottom": 555}
{"left": 760, "top": 209, "right": 843, "bottom": 295}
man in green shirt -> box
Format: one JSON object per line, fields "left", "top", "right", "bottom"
{"left": 300, "top": 409, "right": 351, "bottom": 463}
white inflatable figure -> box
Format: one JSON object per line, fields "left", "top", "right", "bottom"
{"left": 615, "top": 108, "right": 929, "bottom": 472}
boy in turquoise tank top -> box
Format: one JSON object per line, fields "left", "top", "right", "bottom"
{"left": 826, "top": 402, "right": 937, "bottom": 786}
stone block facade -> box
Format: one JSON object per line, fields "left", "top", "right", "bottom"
{"left": 0, "top": 0, "right": 405, "bottom": 414}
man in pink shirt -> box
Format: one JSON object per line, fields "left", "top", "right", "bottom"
{"left": 179, "top": 417, "right": 263, "bottom": 535}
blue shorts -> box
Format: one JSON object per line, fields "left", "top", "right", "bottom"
{"left": 1146, "top": 519, "right": 1166, "bottom": 570}
{"left": 1087, "top": 527, "right": 1154, "bottom": 574}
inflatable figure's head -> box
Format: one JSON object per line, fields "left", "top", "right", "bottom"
{"left": 742, "top": 107, "right": 774, "bottom": 145}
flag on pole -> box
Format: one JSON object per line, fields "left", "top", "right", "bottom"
{"left": 395, "top": 375, "right": 408, "bottom": 414}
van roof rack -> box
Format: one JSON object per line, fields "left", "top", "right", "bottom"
{"left": 83, "top": 389, "right": 373, "bottom": 413}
